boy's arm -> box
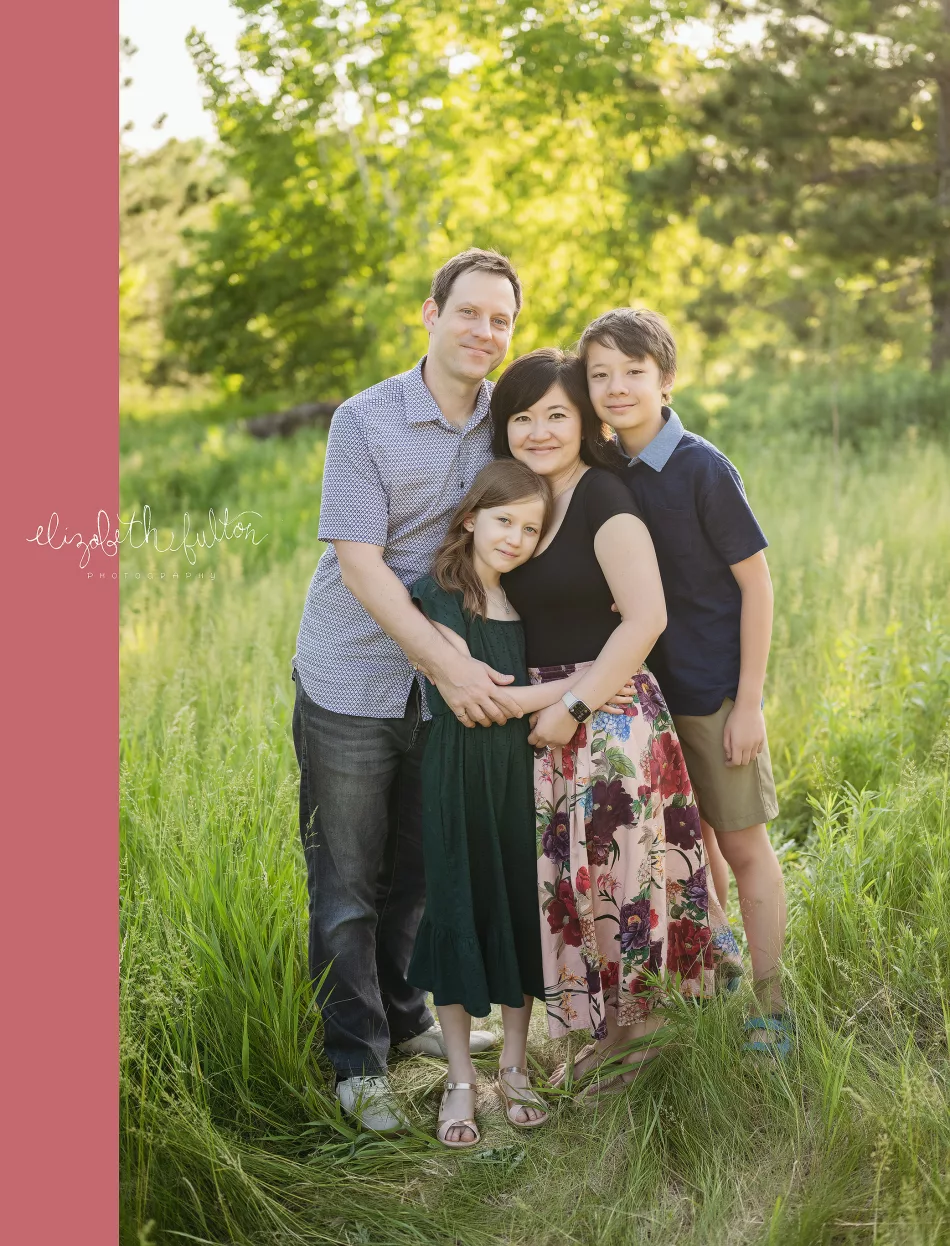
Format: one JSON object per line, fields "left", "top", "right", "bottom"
{"left": 725, "top": 550, "right": 773, "bottom": 767}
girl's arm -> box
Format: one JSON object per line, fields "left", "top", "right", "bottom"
{"left": 505, "top": 676, "right": 578, "bottom": 715}
{"left": 426, "top": 625, "right": 634, "bottom": 716}
{"left": 528, "top": 515, "right": 667, "bottom": 748}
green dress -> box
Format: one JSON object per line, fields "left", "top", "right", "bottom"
{"left": 407, "top": 576, "right": 544, "bottom": 1017}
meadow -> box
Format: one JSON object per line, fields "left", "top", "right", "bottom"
{"left": 120, "top": 376, "right": 950, "bottom": 1246}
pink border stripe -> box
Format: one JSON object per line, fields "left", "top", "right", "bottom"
{"left": 3, "top": 1, "right": 118, "bottom": 1241}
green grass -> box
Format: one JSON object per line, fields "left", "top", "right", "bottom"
{"left": 120, "top": 397, "right": 950, "bottom": 1245}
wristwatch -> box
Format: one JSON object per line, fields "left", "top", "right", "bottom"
{"left": 561, "top": 690, "right": 592, "bottom": 723}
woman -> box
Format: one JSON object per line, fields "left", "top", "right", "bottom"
{"left": 493, "top": 348, "right": 742, "bottom": 1091}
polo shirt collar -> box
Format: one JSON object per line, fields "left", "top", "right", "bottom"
{"left": 404, "top": 357, "right": 491, "bottom": 430}
{"left": 625, "top": 406, "right": 684, "bottom": 472}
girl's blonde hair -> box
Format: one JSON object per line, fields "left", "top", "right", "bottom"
{"left": 431, "top": 459, "right": 553, "bottom": 618}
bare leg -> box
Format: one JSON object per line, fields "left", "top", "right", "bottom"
{"left": 714, "top": 823, "right": 786, "bottom": 1014}
{"left": 435, "top": 1003, "right": 477, "bottom": 1144}
{"left": 701, "top": 816, "right": 730, "bottom": 909}
{"left": 499, "top": 996, "right": 546, "bottom": 1124}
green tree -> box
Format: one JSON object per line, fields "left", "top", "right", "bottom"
{"left": 165, "top": 0, "right": 704, "bottom": 395}
{"left": 120, "top": 139, "right": 230, "bottom": 389}
{"left": 634, "top": 0, "right": 949, "bottom": 368}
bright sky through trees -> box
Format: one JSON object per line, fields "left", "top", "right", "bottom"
{"left": 120, "top": 0, "right": 242, "bottom": 150}
{"left": 118, "top": 0, "right": 755, "bottom": 152}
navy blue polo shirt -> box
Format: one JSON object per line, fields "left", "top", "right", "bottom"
{"left": 622, "top": 409, "right": 768, "bottom": 717}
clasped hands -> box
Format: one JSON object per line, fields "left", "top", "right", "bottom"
{"left": 418, "top": 650, "right": 636, "bottom": 744}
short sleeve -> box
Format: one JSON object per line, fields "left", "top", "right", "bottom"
{"left": 698, "top": 457, "right": 768, "bottom": 565}
{"left": 317, "top": 401, "right": 389, "bottom": 545}
{"left": 583, "top": 469, "right": 642, "bottom": 538}
{"left": 410, "top": 576, "right": 467, "bottom": 639}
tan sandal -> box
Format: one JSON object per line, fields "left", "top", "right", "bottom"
{"left": 495, "top": 1065, "right": 549, "bottom": 1129}
{"left": 572, "top": 1046, "right": 664, "bottom": 1104}
{"left": 548, "top": 1042, "right": 618, "bottom": 1090}
{"left": 436, "top": 1080, "right": 480, "bottom": 1149}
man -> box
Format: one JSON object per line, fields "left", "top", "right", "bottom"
{"left": 292, "top": 249, "right": 524, "bottom": 1131}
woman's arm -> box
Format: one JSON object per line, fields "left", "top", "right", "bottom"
{"left": 528, "top": 514, "right": 667, "bottom": 748}
{"left": 424, "top": 626, "right": 636, "bottom": 717}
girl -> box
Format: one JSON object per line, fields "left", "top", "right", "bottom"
{"left": 409, "top": 458, "right": 635, "bottom": 1148}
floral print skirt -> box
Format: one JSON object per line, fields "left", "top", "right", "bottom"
{"left": 531, "top": 662, "right": 743, "bottom": 1038}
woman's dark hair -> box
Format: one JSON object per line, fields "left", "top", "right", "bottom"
{"left": 489, "top": 348, "right": 624, "bottom": 470}
{"left": 431, "top": 459, "right": 553, "bottom": 619}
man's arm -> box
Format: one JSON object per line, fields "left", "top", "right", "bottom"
{"left": 427, "top": 623, "right": 637, "bottom": 717}
{"left": 725, "top": 550, "right": 773, "bottom": 767}
{"left": 334, "top": 541, "right": 523, "bottom": 726}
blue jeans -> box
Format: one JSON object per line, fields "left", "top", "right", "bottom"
{"left": 292, "top": 672, "right": 434, "bottom": 1079}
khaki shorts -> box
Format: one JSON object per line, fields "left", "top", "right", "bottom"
{"left": 672, "top": 698, "right": 779, "bottom": 833}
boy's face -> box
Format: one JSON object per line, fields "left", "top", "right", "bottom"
{"left": 585, "top": 342, "right": 670, "bottom": 435}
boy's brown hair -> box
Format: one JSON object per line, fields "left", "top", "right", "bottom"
{"left": 429, "top": 248, "right": 523, "bottom": 318}
{"left": 578, "top": 308, "right": 677, "bottom": 400}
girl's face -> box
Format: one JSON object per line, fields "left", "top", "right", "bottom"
{"left": 506, "top": 383, "right": 584, "bottom": 479}
{"left": 463, "top": 496, "right": 546, "bottom": 579}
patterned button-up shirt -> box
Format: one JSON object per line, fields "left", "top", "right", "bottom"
{"left": 294, "top": 358, "right": 495, "bottom": 717}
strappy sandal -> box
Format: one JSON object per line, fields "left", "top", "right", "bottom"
{"left": 495, "top": 1065, "right": 549, "bottom": 1129}
{"left": 436, "top": 1080, "right": 480, "bottom": 1149}
{"left": 743, "top": 1013, "right": 794, "bottom": 1060}
{"left": 548, "top": 1042, "right": 616, "bottom": 1090}
{"left": 572, "top": 1046, "right": 664, "bottom": 1104}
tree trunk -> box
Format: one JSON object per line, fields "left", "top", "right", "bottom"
{"left": 931, "top": 1, "right": 950, "bottom": 370}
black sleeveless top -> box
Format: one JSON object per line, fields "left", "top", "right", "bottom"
{"left": 503, "top": 467, "right": 642, "bottom": 667}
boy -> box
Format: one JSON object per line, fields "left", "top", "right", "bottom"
{"left": 579, "top": 308, "right": 790, "bottom": 1054}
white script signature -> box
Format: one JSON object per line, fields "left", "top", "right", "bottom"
{"left": 27, "top": 507, "right": 268, "bottom": 569}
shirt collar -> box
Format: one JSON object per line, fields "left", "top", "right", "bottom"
{"left": 623, "top": 406, "right": 684, "bottom": 472}
{"left": 404, "top": 357, "right": 492, "bottom": 431}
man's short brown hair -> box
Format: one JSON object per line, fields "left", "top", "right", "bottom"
{"left": 429, "top": 248, "right": 523, "bottom": 318}
{"left": 578, "top": 308, "right": 677, "bottom": 390}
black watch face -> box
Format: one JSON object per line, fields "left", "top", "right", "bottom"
{"left": 569, "top": 701, "right": 590, "bottom": 722}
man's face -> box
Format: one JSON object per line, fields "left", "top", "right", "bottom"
{"left": 422, "top": 270, "right": 517, "bottom": 382}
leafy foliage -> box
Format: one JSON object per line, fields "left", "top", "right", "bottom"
{"left": 163, "top": 1, "right": 712, "bottom": 395}
{"left": 120, "top": 139, "right": 231, "bottom": 390}
{"left": 120, "top": 3, "right": 948, "bottom": 401}
{"left": 635, "top": 1, "right": 948, "bottom": 366}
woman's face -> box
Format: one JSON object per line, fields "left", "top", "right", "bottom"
{"left": 506, "top": 383, "right": 583, "bottom": 479}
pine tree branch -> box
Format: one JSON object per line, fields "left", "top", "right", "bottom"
{"left": 717, "top": 0, "right": 832, "bottom": 25}
{"left": 805, "top": 161, "right": 935, "bottom": 186}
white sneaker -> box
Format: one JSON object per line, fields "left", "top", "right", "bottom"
{"left": 336, "top": 1075, "right": 410, "bottom": 1133}
{"left": 394, "top": 1024, "right": 496, "bottom": 1058}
